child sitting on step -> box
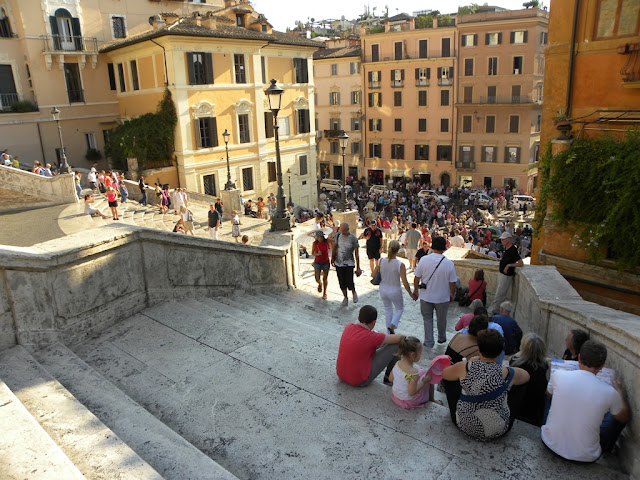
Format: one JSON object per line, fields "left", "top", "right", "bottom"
{"left": 389, "top": 336, "right": 436, "bottom": 409}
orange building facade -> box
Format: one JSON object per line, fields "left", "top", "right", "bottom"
{"left": 534, "top": 0, "right": 640, "bottom": 314}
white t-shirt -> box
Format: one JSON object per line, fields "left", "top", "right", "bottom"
{"left": 414, "top": 253, "right": 457, "bottom": 303}
{"left": 449, "top": 236, "right": 465, "bottom": 248}
{"left": 541, "top": 369, "right": 623, "bottom": 462}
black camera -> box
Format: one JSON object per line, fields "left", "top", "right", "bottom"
{"left": 418, "top": 283, "right": 427, "bottom": 289}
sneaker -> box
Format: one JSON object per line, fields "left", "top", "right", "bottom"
{"left": 342, "top": 297, "right": 348, "bottom": 306}
{"left": 352, "top": 291, "right": 358, "bottom": 303}
{"left": 437, "top": 338, "right": 447, "bottom": 344}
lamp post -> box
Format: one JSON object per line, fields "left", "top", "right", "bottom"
{"left": 51, "top": 106, "right": 71, "bottom": 173}
{"left": 287, "top": 168, "right": 294, "bottom": 208}
{"left": 222, "top": 129, "right": 235, "bottom": 190}
{"left": 265, "top": 79, "right": 290, "bottom": 231}
{"left": 338, "top": 130, "right": 349, "bottom": 211}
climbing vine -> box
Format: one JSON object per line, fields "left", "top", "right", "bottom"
{"left": 534, "top": 130, "right": 640, "bottom": 272}
{"left": 105, "top": 88, "right": 177, "bottom": 172}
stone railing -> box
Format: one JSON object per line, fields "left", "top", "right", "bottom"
{"left": 0, "top": 225, "right": 289, "bottom": 352}
{"left": 0, "top": 165, "right": 77, "bottom": 204}
{"left": 450, "top": 250, "right": 640, "bottom": 477}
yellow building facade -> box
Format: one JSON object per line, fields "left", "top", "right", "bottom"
{"left": 102, "top": 5, "right": 321, "bottom": 204}
{"left": 0, "top": 0, "right": 223, "bottom": 169}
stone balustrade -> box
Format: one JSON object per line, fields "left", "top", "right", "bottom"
{"left": 0, "top": 165, "right": 77, "bottom": 204}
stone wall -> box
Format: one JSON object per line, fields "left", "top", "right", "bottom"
{"left": 452, "top": 254, "right": 640, "bottom": 477}
{"left": 0, "top": 225, "right": 289, "bottom": 351}
{"left": 0, "top": 166, "right": 77, "bottom": 204}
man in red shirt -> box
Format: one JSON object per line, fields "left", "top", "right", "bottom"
{"left": 336, "top": 305, "right": 405, "bottom": 386}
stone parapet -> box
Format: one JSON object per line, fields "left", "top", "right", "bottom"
{"left": 0, "top": 225, "right": 289, "bottom": 352}
{"left": 0, "top": 166, "right": 77, "bottom": 204}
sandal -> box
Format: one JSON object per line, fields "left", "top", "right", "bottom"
{"left": 322, "top": 293, "right": 327, "bottom": 300}
{"left": 317, "top": 284, "right": 322, "bottom": 292}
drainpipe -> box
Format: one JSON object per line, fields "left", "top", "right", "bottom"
{"left": 36, "top": 122, "right": 46, "bottom": 163}
{"left": 565, "top": 0, "right": 580, "bottom": 117}
{"left": 149, "top": 39, "right": 169, "bottom": 87}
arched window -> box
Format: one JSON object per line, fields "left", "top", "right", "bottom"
{"left": 0, "top": 7, "right": 13, "bottom": 38}
{"left": 50, "top": 8, "right": 83, "bottom": 51}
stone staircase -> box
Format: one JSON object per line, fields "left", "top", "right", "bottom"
{"left": 0, "top": 258, "right": 628, "bottom": 479}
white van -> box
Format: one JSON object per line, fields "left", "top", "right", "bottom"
{"left": 320, "top": 178, "right": 351, "bottom": 193}
{"left": 369, "top": 185, "right": 399, "bottom": 196}
{"left": 512, "top": 195, "right": 535, "bottom": 209}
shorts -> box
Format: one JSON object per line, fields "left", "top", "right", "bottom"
{"left": 108, "top": 200, "right": 118, "bottom": 208}
{"left": 406, "top": 248, "right": 417, "bottom": 259}
{"left": 184, "top": 221, "right": 194, "bottom": 231}
{"left": 313, "top": 261, "right": 330, "bottom": 271}
{"left": 89, "top": 182, "right": 97, "bottom": 190}
{"left": 367, "top": 246, "right": 381, "bottom": 259}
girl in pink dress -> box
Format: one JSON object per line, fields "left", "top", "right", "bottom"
{"left": 389, "top": 336, "right": 435, "bottom": 409}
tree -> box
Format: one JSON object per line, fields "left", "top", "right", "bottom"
{"left": 523, "top": 0, "right": 540, "bottom": 8}
{"left": 415, "top": 15, "right": 434, "bottom": 29}
{"left": 458, "top": 4, "right": 478, "bottom": 15}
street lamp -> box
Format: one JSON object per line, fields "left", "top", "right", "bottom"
{"left": 51, "top": 106, "right": 71, "bottom": 174}
{"left": 222, "top": 129, "right": 235, "bottom": 190}
{"left": 264, "top": 78, "right": 290, "bottom": 231}
{"left": 338, "top": 130, "right": 349, "bottom": 211}
{"left": 287, "top": 168, "right": 294, "bottom": 208}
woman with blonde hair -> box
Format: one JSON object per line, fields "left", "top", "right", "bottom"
{"left": 372, "top": 240, "right": 413, "bottom": 333}
{"left": 509, "top": 333, "right": 549, "bottom": 426}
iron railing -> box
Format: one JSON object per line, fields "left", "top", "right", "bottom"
{"left": 456, "top": 160, "right": 476, "bottom": 170}
{"left": 479, "top": 95, "right": 532, "bottom": 104}
{"left": 40, "top": 35, "right": 98, "bottom": 53}
{"left": 0, "top": 93, "right": 19, "bottom": 109}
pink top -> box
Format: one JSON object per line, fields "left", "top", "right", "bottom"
{"left": 455, "top": 313, "right": 474, "bottom": 331}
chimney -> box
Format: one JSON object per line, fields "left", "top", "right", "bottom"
{"left": 150, "top": 15, "right": 165, "bottom": 30}
{"left": 194, "top": 12, "right": 202, "bottom": 27}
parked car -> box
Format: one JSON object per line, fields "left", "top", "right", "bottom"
{"left": 369, "top": 185, "right": 398, "bottom": 196}
{"left": 417, "top": 189, "right": 450, "bottom": 203}
{"left": 512, "top": 195, "right": 535, "bottom": 210}
{"left": 469, "top": 192, "right": 491, "bottom": 208}
{"left": 320, "top": 178, "right": 351, "bottom": 193}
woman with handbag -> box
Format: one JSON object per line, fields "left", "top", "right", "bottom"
{"left": 468, "top": 269, "right": 487, "bottom": 305}
{"left": 372, "top": 240, "right": 413, "bottom": 334}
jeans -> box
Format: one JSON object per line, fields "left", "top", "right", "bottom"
{"left": 140, "top": 189, "right": 147, "bottom": 206}
{"left": 420, "top": 300, "right": 449, "bottom": 347}
{"left": 358, "top": 344, "right": 399, "bottom": 386}
{"left": 75, "top": 184, "right": 82, "bottom": 198}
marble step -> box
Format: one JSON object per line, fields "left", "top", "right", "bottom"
{"left": 34, "top": 343, "right": 238, "bottom": 480}
{"left": 0, "top": 346, "right": 161, "bottom": 480}
{"left": 0, "top": 378, "right": 86, "bottom": 480}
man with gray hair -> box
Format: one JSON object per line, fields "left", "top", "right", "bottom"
{"left": 491, "top": 300, "right": 522, "bottom": 355}
{"left": 331, "top": 222, "right": 362, "bottom": 306}
{"left": 488, "top": 231, "right": 523, "bottom": 314}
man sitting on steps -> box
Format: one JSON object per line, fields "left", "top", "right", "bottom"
{"left": 336, "top": 305, "right": 404, "bottom": 387}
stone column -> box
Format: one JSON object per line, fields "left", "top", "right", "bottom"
{"left": 220, "top": 189, "right": 241, "bottom": 222}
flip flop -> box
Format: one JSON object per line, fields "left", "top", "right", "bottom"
{"left": 322, "top": 293, "right": 327, "bottom": 300}
{"left": 317, "top": 284, "right": 322, "bottom": 292}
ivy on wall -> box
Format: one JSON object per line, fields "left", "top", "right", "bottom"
{"left": 105, "top": 88, "right": 177, "bottom": 172}
{"left": 534, "top": 130, "right": 640, "bottom": 272}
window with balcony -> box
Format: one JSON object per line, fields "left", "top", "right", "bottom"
{"left": 393, "top": 91, "right": 402, "bottom": 107}
{"left": 509, "top": 115, "right": 520, "bottom": 133}
{"left": 368, "top": 70, "right": 381, "bottom": 88}
{"left": 351, "top": 117, "right": 360, "bottom": 131}
{"left": 293, "top": 58, "right": 308, "bottom": 83}
{"left": 438, "top": 66, "right": 453, "bottom": 85}
{"left": 462, "top": 34, "right": 477, "bottom": 47}
{"left": 394, "top": 118, "right": 402, "bottom": 132}
{"left": 488, "top": 57, "right": 498, "bottom": 75}
{"left": 330, "top": 91, "right": 340, "bottom": 105}
{"left": 371, "top": 44, "right": 379, "bottom": 62}
{"left": 505, "top": 146, "right": 521, "bottom": 163}
{"left": 415, "top": 67, "right": 430, "bottom": 86}
{"left": 331, "top": 63, "right": 338, "bottom": 75}
{"left": 369, "top": 118, "right": 382, "bottom": 131}
{"left": 510, "top": 30, "right": 528, "bottom": 44}
{"left": 238, "top": 113, "right": 250, "bottom": 143}
{"left": 513, "top": 56, "right": 523, "bottom": 75}
{"left": 369, "top": 143, "right": 382, "bottom": 158}
{"left": 487, "top": 85, "right": 497, "bottom": 103}
{"left": 511, "top": 85, "right": 521, "bottom": 103}
{"left": 368, "top": 92, "right": 382, "bottom": 107}
{"left": 486, "top": 115, "right": 496, "bottom": 133}
{"left": 130, "top": 60, "right": 139, "bottom": 91}
{"left": 437, "top": 145, "right": 452, "bottom": 161}
{"left": 111, "top": 16, "right": 126, "bottom": 39}
{"left": 242, "top": 167, "right": 254, "bottom": 191}
{"left": 328, "top": 118, "right": 340, "bottom": 132}
{"left": 464, "top": 58, "right": 474, "bottom": 76}
{"left": 195, "top": 117, "right": 218, "bottom": 149}
{"left": 419, "top": 39, "right": 428, "bottom": 58}
{"left": 187, "top": 52, "right": 213, "bottom": 85}
{"left": 351, "top": 90, "right": 361, "bottom": 104}
{"left": 418, "top": 118, "right": 427, "bottom": 132}
{"left": 394, "top": 41, "right": 403, "bottom": 60}
{"left": 440, "top": 118, "right": 449, "bottom": 133}
{"left": 482, "top": 146, "right": 496, "bottom": 162}
{"left": 391, "top": 69, "right": 404, "bottom": 87}
{"left": 64, "top": 63, "right": 84, "bottom": 102}
{"left": 234, "top": 54, "right": 246, "bottom": 83}
{"left": 485, "top": 32, "right": 502, "bottom": 45}
{"left": 418, "top": 90, "right": 427, "bottom": 106}
{"left": 297, "top": 109, "right": 310, "bottom": 133}
{"left": 391, "top": 144, "right": 404, "bottom": 159}
{"left": 415, "top": 144, "right": 429, "bottom": 160}
{"left": 463, "top": 86, "right": 473, "bottom": 103}
{"left": 440, "top": 89, "right": 450, "bottom": 106}
{"left": 49, "top": 9, "right": 83, "bottom": 51}
{"left": 462, "top": 115, "right": 472, "bottom": 132}
{"left": 458, "top": 146, "right": 474, "bottom": 168}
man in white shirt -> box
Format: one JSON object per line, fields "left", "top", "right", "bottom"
{"left": 542, "top": 340, "right": 629, "bottom": 462}
{"left": 449, "top": 230, "right": 465, "bottom": 248}
{"left": 412, "top": 236, "right": 457, "bottom": 348}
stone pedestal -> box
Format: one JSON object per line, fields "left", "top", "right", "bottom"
{"left": 332, "top": 209, "right": 359, "bottom": 231}
{"left": 220, "top": 189, "right": 241, "bottom": 222}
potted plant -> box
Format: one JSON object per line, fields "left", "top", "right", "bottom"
{"left": 554, "top": 108, "right": 573, "bottom": 138}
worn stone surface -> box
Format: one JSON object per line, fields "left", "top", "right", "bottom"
{"left": 0, "top": 166, "right": 77, "bottom": 204}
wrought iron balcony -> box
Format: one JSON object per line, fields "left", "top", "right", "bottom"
{"left": 416, "top": 79, "right": 429, "bottom": 86}
{"left": 0, "top": 93, "right": 18, "bottom": 110}
{"left": 455, "top": 160, "right": 476, "bottom": 170}
{"left": 479, "top": 95, "right": 532, "bottom": 104}
{"left": 438, "top": 78, "right": 453, "bottom": 86}
{"left": 323, "top": 129, "right": 343, "bottom": 138}
{"left": 40, "top": 35, "right": 98, "bottom": 54}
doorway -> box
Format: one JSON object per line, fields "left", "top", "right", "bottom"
{"left": 440, "top": 173, "right": 450, "bottom": 188}
{"left": 367, "top": 169, "right": 383, "bottom": 186}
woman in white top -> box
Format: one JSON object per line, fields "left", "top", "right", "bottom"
{"left": 373, "top": 240, "right": 414, "bottom": 333}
